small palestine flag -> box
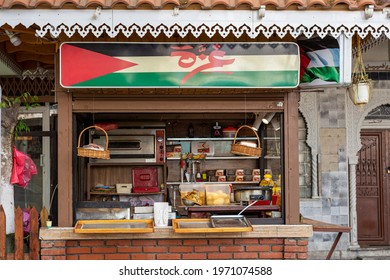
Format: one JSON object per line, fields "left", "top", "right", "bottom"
{"left": 298, "top": 36, "right": 340, "bottom": 84}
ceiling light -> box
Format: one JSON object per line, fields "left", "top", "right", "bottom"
{"left": 259, "top": 5, "right": 266, "bottom": 19}
{"left": 251, "top": 113, "right": 263, "bottom": 131}
{"left": 262, "top": 113, "right": 275, "bottom": 124}
{"left": 364, "top": 5, "right": 374, "bottom": 19}
{"left": 271, "top": 118, "right": 281, "bottom": 131}
{"left": 92, "top": 6, "right": 101, "bottom": 20}
{"left": 5, "top": 30, "right": 21, "bottom": 47}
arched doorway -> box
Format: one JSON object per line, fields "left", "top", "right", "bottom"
{"left": 357, "top": 105, "right": 390, "bottom": 246}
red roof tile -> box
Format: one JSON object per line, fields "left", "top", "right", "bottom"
{"left": 0, "top": 0, "right": 389, "bottom": 10}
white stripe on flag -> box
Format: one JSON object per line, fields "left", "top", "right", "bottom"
{"left": 306, "top": 48, "right": 339, "bottom": 68}
{"left": 115, "top": 55, "right": 299, "bottom": 73}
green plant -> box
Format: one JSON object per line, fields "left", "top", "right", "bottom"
{"left": 1, "top": 92, "right": 38, "bottom": 109}
{"left": 1, "top": 92, "right": 39, "bottom": 138}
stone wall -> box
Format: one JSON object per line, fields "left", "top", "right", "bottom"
{"left": 300, "top": 88, "right": 349, "bottom": 258}
{"left": 298, "top": 114, "right": 312, "bottom": 198}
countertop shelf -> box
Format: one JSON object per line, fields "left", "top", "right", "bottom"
{"left": 167, "top": 137, "right": 258, "bottom": 141}
{"left": 89, "top": 192, "right": 164, "bottom": 196}
{"left": 178, "top": 205, "right": 281, "bottom": 212}
{"left": 167, "top": 156, "right": 260, "bottom": 160}
{"left": 167, "top": 181, "right": 260, "bottom": 185}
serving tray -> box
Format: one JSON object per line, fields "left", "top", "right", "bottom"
{"left": 74, "top": 219, "right": 154, "bottom": 234}
{"left": 172, "top": 217, "right": 253, "bottom": 233}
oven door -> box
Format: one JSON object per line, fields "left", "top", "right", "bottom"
{"left": 93, "top": 135, "right": 155, "bottom": 159}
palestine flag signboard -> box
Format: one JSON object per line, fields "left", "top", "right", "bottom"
{"left": 60, "top": 43, "right": 299, "bottom": 88}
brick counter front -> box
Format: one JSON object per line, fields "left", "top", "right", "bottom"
{"left": 39, "top": 225, "right": 312, "bottom": 260}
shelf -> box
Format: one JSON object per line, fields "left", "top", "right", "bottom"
{"left": 89, "top": 192, "right": 164, "bottom": 196}
{"left": 167, "top": 181, "right": 259, "bottom": 185}
{"left": 88, "top": 162, "right": 165, "bottom": 166}
{"left": 180, "top": 205, "right": 281, "bottom": 212}
{"left": 167, "top": 156, "right": 259, "bottom": 160}
{"left": 264, "top": 156, "right": 281, "bottom": 159}
{"left": 167, "top": 137, "right": 257, "bottom": 141}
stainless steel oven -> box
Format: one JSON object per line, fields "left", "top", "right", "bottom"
{"left": 90, "top": 128, "right": 165, "bottom": 163}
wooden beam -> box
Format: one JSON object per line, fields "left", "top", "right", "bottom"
{"left": 14, "top": 207, "right": 24, "bottom": 260}
{"left": 0, "top": 205, "right": 6, "bottom": 260}
{"left": 284, "top": 91, "right": 300, "bottom": 224}
{"left": 29, "top": 207, "right": 39, "bottom": 260}
{"left": 57, "top": 90, "right": 73, "bottom": 227}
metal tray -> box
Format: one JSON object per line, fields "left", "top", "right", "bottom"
{"left": 210, "top": 215, "right": 251, "bottom": 228}
{"left": 74, "top": 219, "right": 154, "bottom": 234}
{"left": 172, "top": 218, "right": 253, "bottom": 233}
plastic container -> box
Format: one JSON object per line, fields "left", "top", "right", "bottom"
{"left": 205, "top": 184, "right": 230, "bottom": 205}
{"left": 222, "top": 126, "right": 237, "bottom": 138}
{"left": 179, "top": 184, "right": 205, "bottom": 206}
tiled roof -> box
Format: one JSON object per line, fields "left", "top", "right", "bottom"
{"left": 0, "top": 0, "right": 389, "bottom": 10}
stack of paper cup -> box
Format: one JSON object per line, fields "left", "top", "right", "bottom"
{"left": 153, "top": 202, "right": 169, "bottom": 227}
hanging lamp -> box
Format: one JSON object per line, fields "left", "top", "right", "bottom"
{"left": 348, "top": 36, "right": 372, "bottom": 105}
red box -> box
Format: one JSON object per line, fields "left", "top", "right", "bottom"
{"left": 132, "top": 167, "right": 159, "bottom": 193}
{"left": 252, "top": 200, "right": 271, "bottom": 206}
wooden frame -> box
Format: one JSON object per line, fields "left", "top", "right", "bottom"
{"left": 74, "top": 219, "right": 154, "bottom": 234}
{"left": 57, "top": 91, "right": 300, "bottom": 226}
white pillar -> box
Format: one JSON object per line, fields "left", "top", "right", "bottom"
{"left": 0, "top": 85, "right": 16, "bottom": 234}
{"left": 348, "top": 155, "right": 360, "bottom": 248}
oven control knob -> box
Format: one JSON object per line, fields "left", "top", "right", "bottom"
{"left": 157, "top": 136, "right": 164, "bottom": 143}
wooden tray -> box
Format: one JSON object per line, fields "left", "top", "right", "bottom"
{"left": 172, "top": 218, "right": 253, "bottom": 233}
{"left": 74, "top": 219, "right": 154, "bottom": 234}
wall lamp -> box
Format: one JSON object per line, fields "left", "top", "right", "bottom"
{"left": 365, "top": 5, "right": 374, "bottom": 19}
{"left": 262, "top": 112, "right": 275, "bottom": 125}
{"left": 271, "top": 118, "right": 281, "bottom": 131}
{"left": 251, "top": 113, "right": 264, "bottom": 131}
{"left": 259, "top": 5, "right": 266, "bottom": 19}
{"left": 92, "top": 6, "right": 102, "bottom": 20}
{"left": 5, "top": 30, "right": 21, "bottom": 47}
{"left": 173, "top": 6, "right": 180, "bottom": 16}
{"left": 383, "top": 8, "right": 390, "bottom": 18}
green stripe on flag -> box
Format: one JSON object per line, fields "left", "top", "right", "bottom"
{"left": 300, "top": 66, "right": 340, "bottom": 83}
{"left": 74, "top": 71, "right": 299, "bottom": 88}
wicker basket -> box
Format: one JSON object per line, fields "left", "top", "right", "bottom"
{"left": 77, "top": 125, "right": 110, "bottom": 159}
{"left": 230, "top": 125, "right": 262, "bottom": 157}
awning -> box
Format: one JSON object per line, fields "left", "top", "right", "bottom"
{"left": 0, "top": 9, "right": 389, "bottom": 40}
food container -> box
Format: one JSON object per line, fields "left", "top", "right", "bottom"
{"left": 235, "top": 169, "right": 244, "bottom": 176}
{"left": 205, "top": 184, "right": 230, "bottom": 205}
{"left": 227, "top": 175, "right": 236, "bottom": 181}
{"left": 244, "top": 175, "right": 252, "bottom": 181}
{"left": 235, "top": 175, "right": 244, "bottom": 182}
{"left": 222, "top": 126, "right": 237, "bottom": 138}
{"left": 179, "top": 184, "right": 205, "bottom": 206}
{"left": 253, "top": 175, "right": 261, "bottom": 182}
{"left": 218, "top": 176, "right": 226, "bottom": 182}
{"left": 215, "top": 169, "right": 225, "bottom": 176}
{"left": 226, "top": 169, "right": 235, "bottom": 175}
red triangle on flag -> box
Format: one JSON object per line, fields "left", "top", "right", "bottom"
{"left": 60, "top": 44, "right": 137, "bottom": 87}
